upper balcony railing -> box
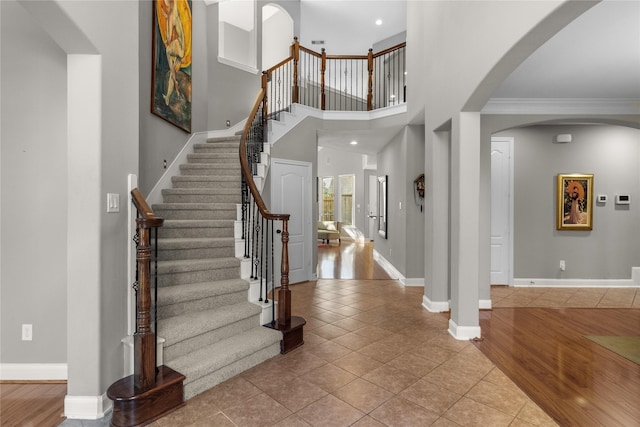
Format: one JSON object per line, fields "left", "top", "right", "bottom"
{"left": 264, "top": 38, "right": 406, "bottom": 120}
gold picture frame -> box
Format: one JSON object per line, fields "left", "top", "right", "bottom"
{"left": 557, "top": 174, "right": 593, "bottom": 231}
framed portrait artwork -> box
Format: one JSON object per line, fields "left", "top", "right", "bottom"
{"left": 557, "top": 174, "right": 593, "bottom": 231}
{"left": 152, "top": 0, "right": 192, "bottom": 133}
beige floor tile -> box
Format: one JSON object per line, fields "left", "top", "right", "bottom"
{"left": 274, "top": 348, "right": 327, "bottom": 376}
{"left": 358, "top": 341, "right": 407, "bottom": 363}
{"left": 304, "top": 340, "right": 352, "bottom": 362}
{"left": 223, "top": 392, "right": 292, "bottom": 426}
{"left": 353, "top": 325, "right": 393, "bottom": 340}
{"left": 300, "top": 332, "right": 328, "bottom": 347}
{"left": 369, "top": 396, "right": 440, "bottom": 426}
{"left": 412, "top": 342, "right": 458, "bottom": 364}
{"left": 241, "top": 361, "right": 298, "bottom": 391}
{"left": 312, "top": 310, "right": 347, "bottom": 324}
{"left": 261, "top": 376, "right": 327, "bottom": 412}
{"left": 303, "top": 316, "right": 328, "bottom": 331}
{"left": 331, "top": 317, "right": 368, "bottom": 332}
{"left": 296, "top": 394, "right": 365, "bottom": 427}
{"left": 423, "top": 364, "right": 485, "bottom": 395}
{"left": 386, "top": 351, "right": 441, "bottom": 377}
{"left": 328, "top": 305, "right": 363, "bottom": 317}
{"left": 465, "top": 379, "right": 528, "bottom": 416}
{"left": 399, "top": 378, "right": 462, "bottom": 415}
{"left": 333, "top": 378, "right": 394, "bottom": 413}
{"left": 301, "top": 363, "right": 358, "bottom": 392}
{"left": 332, "top": 351, "right": 384, "bottom": 377}
{"left": 202, "top": 376, "right": 262, "bottom": 411}
{"left": 350, "top": 415, "right": 387, "bottom": 426}
{"left": 443, "top": 397, "right": 514, "bottom": 427}
{"left": 271, "top": 414, "right": 312, "bottom": 427}
{"left": 332, "top": 331, "right": 379, "bottom": 351}
{"left": 516, "top": 401, "right": 560, "bottom": 427}
{"left": 362, "top": 364, "right": 420, "bottom": 394}
{"left": 311, "top": 323, "right": 350, "bottom": 340}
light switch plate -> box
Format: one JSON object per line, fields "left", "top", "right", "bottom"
{"left": 107, "top": 193, "right": 120, "bottom": 213}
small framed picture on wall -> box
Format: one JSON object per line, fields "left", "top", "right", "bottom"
{"left": 557, "top": 173, "right": 593, "bottom": 231}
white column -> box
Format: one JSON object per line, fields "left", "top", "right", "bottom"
{"left": 448, "top": 112, "right": 481, "bottom": 340}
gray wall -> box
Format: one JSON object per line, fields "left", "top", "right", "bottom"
{"left": 1, "top": 0, "right": 68, "bottom": 364}
{"left": 139, "top": 0, "right": 209, "bottom": 195}
{"left": 375, "top": 125, "right": 425, "bottom": 279}
{"left": 495, "top": 124, "right": 640, "bottom": 280}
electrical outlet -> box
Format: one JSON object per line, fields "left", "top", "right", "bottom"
{"left": 22, "top": 324, "right": 32, "bottom": 341}
{"left": 559, "top": 260, "right": 566, "bottom": 271}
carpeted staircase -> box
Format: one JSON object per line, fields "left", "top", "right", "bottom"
{"left": 152, "top": 136, "right": 281, "bottom": 400}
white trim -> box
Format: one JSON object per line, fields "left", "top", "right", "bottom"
{"left": 404, "top": 277, "right": 425, "bottom": 287}
{"left": 146, "top": 124, "right": 246, "bottom": 206}
{"left": 448, "top": 319, "right": 481, "bottom": 341}
{"left": 269, "top": 103, "right": 408, "bottom": 145}
{"left": 64, "top": 393, "right": 112, "bottom": 420}
{"left": 482, "top": 98, "right": 640, "bottom": 115}
{"left": 513, "top": 278, "right": 639, "bottom": 288}
{"left": 421, "top": 295, "right": 449, "bottom": 313}
{"left": 372, "top": 249, "right": 402, "bottom": 282}
{"left": 217, "top": 56, "right": 260, "bottom": 75}
{"left": 479, "top": 299, "right": 492, "bottom": 310}
{"left": 0, "top": 363, "right": 67, "bottom": 381}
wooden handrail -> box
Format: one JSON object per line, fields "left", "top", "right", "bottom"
{"left": 239, "top": 90, "right": 290, "bottom": 223}
{"left": 131, "top": 188, "right": 164, "bottom": 228}
{"left": 372, "top": 42, "right": 407, "bottom": 59}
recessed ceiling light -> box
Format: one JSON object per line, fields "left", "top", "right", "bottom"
{"left": 350, "top": 140, "right": 358, "bottom": 145}
{"left": 375, "top": 19, "right": 382, "bottom": 26}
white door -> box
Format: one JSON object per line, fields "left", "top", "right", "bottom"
{"left": 368, "top": 174, "right": 378, "bottom": 240}
{"left": 490, "top": 137, "right": 513, "bottom": 285}
{"left": 271, "top": 158, "right": 312, "bottom": 284}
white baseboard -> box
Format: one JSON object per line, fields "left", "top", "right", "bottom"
{"left": 479, "top": 299, "right": 492, "bottom": 310}
{"left": 448, "top": 319, "right": 481, "bottom": 341}
{"left": 0, "top": 363, "right": 67, "bottom": 381}
{"left": 372, "top": 249, "right": 402, "bottom": 282}
{"left": 64, "top": 393, "right": 112, "bottom": 420}
{"left": 422, "top": 295, "right": 449, "bottom": 313}
{"left": 403, "top": 277, "right": 425, "bottom": 287}
{"left": 513, "top": 278, "right": 639, "bottom": 288}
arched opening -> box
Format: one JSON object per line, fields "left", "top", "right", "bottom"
{"left": 261, "top": 3, "right": 293, "bottom": 70}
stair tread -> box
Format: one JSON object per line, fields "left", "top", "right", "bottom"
{"left": 159, "top": 301, "right": 262, "bottom": 346}
{"left": 172, "top": 175, "right": 241, "bottom": 181}
{"left": 158, "top": 257, "right": 240, "bottom": 273}
{"left": 158, "top": 278, "right": 249, "bottom": 306}
{"left": 154, "top": 203, "right": 237, "bottom": 210}
{"left": 166, "top": 327, "right": 281, "bottom": 384}
{"left": 162, "top": 219, "right": 235, "bottom": 228}
{"left": 163, "top": 188, "right": 239, "bottom": 195}
{"left": 157, "top": 237, "right": 235, "bottom": 249}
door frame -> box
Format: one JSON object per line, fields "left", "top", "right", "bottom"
{"left": 490, "top": 136, "right": 514, "bottom": 286}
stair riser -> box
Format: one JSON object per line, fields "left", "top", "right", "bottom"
{"left": 162, "top": 315, "right": 260, "bottom": 362}
{"left": 158, "top": 290, "right": 248, "bottom": 320}
{"left": 181, "top": 343, "right": 281, "bottom": 400}
{"left": 157, "top": 246, "right": 235, "bottom": 261}
{"left": 179, "top": 171, "right": 241, "bottom": 178}
{"left": 154, "top": 210, "right": 237, "bottom": 220}
{"left": 158, "top": 267, "right": 240, "bottom": 286}
{"left": 159, "top": 228, "right": 234, "bottom": 239}
{"left": 162, "top": 194, "right": 241, "bottom": 204}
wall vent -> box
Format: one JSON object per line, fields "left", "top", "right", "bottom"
{"left": 311, "top": 40, "right": 325, "bottom": 45}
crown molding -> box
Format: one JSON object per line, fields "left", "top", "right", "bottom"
{"left": 482, "top": 98, "right": 640, "bottom": 115}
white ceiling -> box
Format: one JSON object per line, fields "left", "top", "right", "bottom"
{"left": 311, "top": 0, "right": 640, "bottom": 154}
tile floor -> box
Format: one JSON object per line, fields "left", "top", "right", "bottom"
{"left": 145, "top": 280, "right": 639, "bottom": 427}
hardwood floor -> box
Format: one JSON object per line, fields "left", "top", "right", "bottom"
{"left": 317, "top": 241, "right": 391, "bottom": 280}
{"left": 0, "top": 381, "right": 66, "bottom": 427}
{"left": 474, "top": 307, "right": 640, "bottom": 427}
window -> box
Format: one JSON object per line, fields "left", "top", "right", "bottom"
{"left": 320, "top": 177, "right": 334, "bottom": 221}
{"left": 339, "top": 175, "right": 355, "bottom": 226}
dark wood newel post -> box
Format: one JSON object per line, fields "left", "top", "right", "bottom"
{"left": 292, "top": 37, "right": 300, "bottom": 104}
{"left": 367, "top": 48, "right": 374, "bottom": 111}
{"left": 277, "top": 219, "right": 291, "bottom": 326}
{"left": 134, "top": 219, "right": 156, "bottom": 392}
